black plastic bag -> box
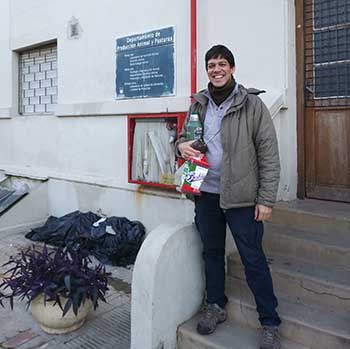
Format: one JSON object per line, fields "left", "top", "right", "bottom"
{"left": 25, "top": 211, "right": 145, "bottom": 266}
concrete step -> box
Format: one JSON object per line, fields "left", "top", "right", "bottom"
{"left": 178, "top": 316, "right": 310, "bottom": 349}
{"left": 227, "top": 253, "right": 350, "bottom": 314}
{"left": 271, "top": 199, "right": 350, "bottom": 235}
{"left": 225, "top": 278, "right": 350, "bottom": 349}
{"left": 263, "top": 222, "right": 350, "bottom": 269}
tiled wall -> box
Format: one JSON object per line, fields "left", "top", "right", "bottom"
{"left": 19, "top": 44, "right": 57, "bottom": 114}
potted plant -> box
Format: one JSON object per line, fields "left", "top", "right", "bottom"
{"left": 0, "top": 244, "right": 110, "bottom": 334}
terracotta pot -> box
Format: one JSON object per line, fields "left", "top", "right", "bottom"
{"left": 31, "top": 294, "right": 92, "bottom": 334}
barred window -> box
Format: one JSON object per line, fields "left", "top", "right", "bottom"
{"left": 19, "top": 44, "right": 57, "bottom": 115}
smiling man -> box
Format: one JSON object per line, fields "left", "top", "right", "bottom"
{"left": 177, "top": 45, "right": 281, "bottom": 349}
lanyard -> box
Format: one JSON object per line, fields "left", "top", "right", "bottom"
{"left": 205, "top": 128, "right": 221, "bottom": 145}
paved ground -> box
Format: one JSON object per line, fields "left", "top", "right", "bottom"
{"left": 0, "top": 231, "right": 133, "bottom": 349}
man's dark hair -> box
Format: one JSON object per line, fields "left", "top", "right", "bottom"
{"left": 205, "top": 45, "right": 235, "bottom": 68}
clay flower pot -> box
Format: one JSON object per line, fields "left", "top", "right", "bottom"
{"left": 31, "top": 294, "right": 92, "bottom": 334}
{"left": 0, "top": 245, "right": 109, "bottom": 332}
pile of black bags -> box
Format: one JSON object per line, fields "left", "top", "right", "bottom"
{"left": 25, "top": 211, "right": 145, "bottom": 266}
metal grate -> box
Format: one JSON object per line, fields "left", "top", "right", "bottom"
{"left": 19, "top": 43, "right": 58, "bottom": 115}
{"left": 0, "top": 186, "right": 28, "bottom": 215}
{"left": 305, "top": 0, "right": 350, "bottom": 107}
{"left": 62, "top": 303, "right": 131, "bottom": 349}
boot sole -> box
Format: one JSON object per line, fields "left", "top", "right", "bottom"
{"left": 196, "top": 316, "right": 227, "bottom": 335}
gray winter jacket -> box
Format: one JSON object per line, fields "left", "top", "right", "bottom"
{"left": 176, "top": 84, "right": 280, "bottom": 208}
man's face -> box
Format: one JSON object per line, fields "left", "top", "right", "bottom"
{"left": 206, "top": 56, "right": 235, "bottom": 87}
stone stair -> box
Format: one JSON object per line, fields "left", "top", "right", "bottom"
{"left": 177, "top": 199, "right": 350, "bottom": 349}
{"left": 178, "top": 316, "right": 310, "bottom": 349}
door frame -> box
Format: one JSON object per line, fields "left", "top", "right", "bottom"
{"left": 295, "top": 0, "right": 306, "bottom": 199}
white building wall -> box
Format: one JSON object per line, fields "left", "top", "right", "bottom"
{"left": 197, "top": 0, "right": 297, "bottom": 200}
{"left": 0, "top": 0, "right": 297, "bottom": 229}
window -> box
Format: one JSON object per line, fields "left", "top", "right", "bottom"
{"left": 305, "top": 0, "right": 350, "bottom": 106}
{"left": 19, "top": 44, "right": 57, "bottom": 115}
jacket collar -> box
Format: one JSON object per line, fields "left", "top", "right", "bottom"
{"left": 192, "top": 84, "right": 265, "bottom": 113}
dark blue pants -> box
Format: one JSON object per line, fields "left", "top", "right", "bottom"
{"left": 195, "top": 192, "right": 281, "bottom": 326}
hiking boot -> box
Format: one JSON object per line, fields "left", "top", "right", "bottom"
{"left": 260, "top": 326, "right": 281, "bottom": 349}
{"left": 196, "top": 303, "right": 227, "bottom": 335}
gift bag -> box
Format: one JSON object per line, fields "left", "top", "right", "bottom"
{"left": 178, "top": 155, "right": 209, "bottom": 196}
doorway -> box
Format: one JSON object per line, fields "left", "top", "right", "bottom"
{"left": 297, "top": 0, "right": 350, "bottom": 202}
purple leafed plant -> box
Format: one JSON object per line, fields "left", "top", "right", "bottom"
{"left": 0, "top": 245, "right": 110, "bottom": 316}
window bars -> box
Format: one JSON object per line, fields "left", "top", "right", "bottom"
{"left": 19, "top": 44, "right": 57, "bottom": 114}
{"left": 304, "top": 0, "right": 350, "bottom": 107}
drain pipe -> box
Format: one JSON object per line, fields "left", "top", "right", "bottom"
{"left": 190, "top": 0, "right": 197, "bottom": 96}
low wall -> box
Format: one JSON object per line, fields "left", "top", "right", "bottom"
{"left": 131, "top": 223, "right": 204, "bottom": 349}
{"left": 0, "top": 180, "right": 49, "bottom": 236}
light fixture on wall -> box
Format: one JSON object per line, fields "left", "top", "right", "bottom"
{"left": 67, "top": 16, "right": 82, "bottom": 40}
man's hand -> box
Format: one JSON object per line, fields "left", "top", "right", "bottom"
{"left": 178, "top": 140, "right": 201, "bottom": 160}
{"left": 254, "top": 204, "right": 272, "bottom": 221}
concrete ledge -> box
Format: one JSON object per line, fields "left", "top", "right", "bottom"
{"left": 0, "top": 107, "right": 13, "bottom": 118}
{"left": 55, "top": 96, "right": 191, "bottom": 117}
{"left": 131, "top": 223, "right": 204, "bottom": 349}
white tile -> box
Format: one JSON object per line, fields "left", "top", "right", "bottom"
{"left": 40, "top": 96, "right": 51, "bottom": 104}
{"left": 51, "top": 95, "right": 57, "bottom": 103}
{"left": 24, "top": 74, "right": 35, "bottom": 82}
{"left": 22, "top": 97, "right": 29, "bottom": 106}
{"left": 35, "top": 72, "right": 46, "bottom": 80}
{"left": 21, "top": 66, "right": 29, "bottom": 74}
{"left": 47, "top": 87, "right": 57, "bottom": 95}
{"left": 35, "top": 104, "right": 46, "bottom": 113}
{"left": 29, "top": 65, "right": 40, "bottom": 73}
{"left": 22, "top": 82, "right": 29, "bottom": 90}
{"left": 52, "top": 78, "right": 58, "bottom": 87}
{"left": 29, "top": 96, "right": 40, "bottom": 105}
{"left": 46, "top": 70, "right": 57, "bottom": 79}
{"left": 24, "top": 105, "right": 34, "bottom": 113}
{"left": 29, "top": 80, "right": 40, "bottom": 89}
{"left": 46, "top": 104, "right": 55, "bottom": 113}
{"left": 40, "top": 79, "right": 51, "bottom": 88}
{"left": 35, "top": 88, "right": 46, "bottom": 96}
{"left": 40, "top": 62, "right": 51, "bottom": 71}
{"left": 24, "top": 89, "right": 35, "bottom": 98}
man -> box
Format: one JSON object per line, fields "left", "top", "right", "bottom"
{"left": 177, "top": 45, "right": 281, "bottom": 349}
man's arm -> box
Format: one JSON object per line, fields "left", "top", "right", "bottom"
{"left": 253, "top": 97, "right": 281, "bottom": 215}
{"left": 175, "top": 110, "right": 190, "bottom": 158}
{"left": 175, "top": 104, "right": 201, "bottom": 159}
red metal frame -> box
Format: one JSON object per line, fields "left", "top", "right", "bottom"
{"left": 126, "top": 1, "right": 197, "bottom": 189}
{"left": 191, "top": 0, "right": 197, "bottom": 96}
{"left": 128, "top": 113, "right": 187, "bottom": 189}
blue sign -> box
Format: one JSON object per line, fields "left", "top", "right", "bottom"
{"left": 116, "top": 27, "right": 175, "bottom": 99}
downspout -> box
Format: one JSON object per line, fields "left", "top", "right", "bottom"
{"left": 190, "top": 0, "right": 197, "bottom": 97}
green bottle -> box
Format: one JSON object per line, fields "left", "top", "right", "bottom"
{"left": 186, "top": 113, "right": 202, "bottom": 141}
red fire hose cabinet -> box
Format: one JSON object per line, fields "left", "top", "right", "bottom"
{"left": 128, "top": 113, "right": 187, "bottom": 189}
